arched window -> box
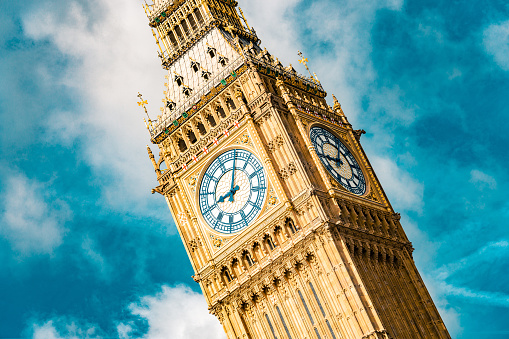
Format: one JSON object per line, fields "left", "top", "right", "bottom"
{"left": 244, "top": 251, "right": 254, "bottom": 267}
{"left": 207, "top": 115, "right": 216, "bottom": 127}
{"left": 188, "top": 130, "right": 197, "bottom": 144}
{"left": 174, "top": 75, "right": 184, "bottom": 86}
{"left": 217, "top": 106, "right": 226, "bottom": 119}
{"left": 178, "top": 139, "right": 187, "bottom": 152}
{"left": 191, "top": 61, "right": 200, "bottom": 72}
{"left": 286, "top": 219, "right": 298, "bottom": 234}
{"left": 265, "top": 235, "right": 276, "bottom": 251}
{"left": 223, "top": 267, "right": 233, "bottom": 283}
{"left": 207, "top": 46, "right": 216, "bottom": 58}
{"left": 226, "top": 97, "right": 236, "bottom": 111}
{"left": 197, "top": 122, "right": 207, "bottom": 135}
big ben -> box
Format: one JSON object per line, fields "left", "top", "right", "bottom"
{"left": 140, "top": 0, "right": 451, "bottom": 338}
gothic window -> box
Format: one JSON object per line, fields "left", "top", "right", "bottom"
{"left": 194, "top": 7, "right": 204, "bottom": 24}
{"left": 286, "top": 219, "right": 298, "bottom": 234}
{"left": 174, "top": 25, "right": 184, "bottom": 43}
{"left": 309, "top": 282, "right": 337, "bottom": 339}
{"left": 243, "top": 251, "right": 254, "bottom": 267}
{"left": 174, "top": 75, "right": 184, "bottom": 86}
{"left": 168, "top": 30, "right": 178, "bottom": 48}
{"left": 297, "top": 289, "right": 321, "bottom": 339}
{"left": 180, "top": 19, "right": 190, "bottom": 37}
{"left": 207, "top": 114, "right": 216, "bottom": 127}
{"left": 265, "top": 235, "right": 276, "bottom": 251}
{"left": 197, "top": 122, "right": 207, "bottom": 135}
{"left": 202, "top": 70, "right": 211, "bottom": 80}
{"left": 207, "top": 46, "right": 216, "bottom": 58}
{"left": 218, "top": 55, "right": 228, "bottom": 67}
{"left": 217, "top": 106, "right": 226, "bottom": 119}
{"left": 223, "top": 268, "right": 233, "bottom": 283}
{"left": 226, "top": 97, "right": 236, "bottom": 110}
{"left": 166, "top": 100, "right": 176, "bottom": 110}
{"left": 187, "top": 14, "right": 197, "bottom": 31}
{"left": 182, "top": 86, "right": 192, "bottom": 97}
{"left": 188, "top": 130, "right": 197, "bottom": 144}
{"left": 264, "top": 313, "right": 278, "bottom": 339}
{"left": 276, "top": 306, "right": 292, "bottom": 339}
{"left": 191, "top": 61, "right": 200, "bottom": 72}
{"left": 178, "top": 139, "right": 187, "bottom": 152}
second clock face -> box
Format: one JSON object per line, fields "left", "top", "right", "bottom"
{"left": 310, "top": 127, "right": 367, "bottom": 195}
{"left": 199, "top": 149, "right": 267, "bottom": 234}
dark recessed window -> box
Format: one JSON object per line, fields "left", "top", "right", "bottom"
{"left": 218, "top": 56, "right": 228, "bottom": 67}
{"left": 182, "top": 86, "right": 192, "bottom": 97}
{"left": 202, "top": 71, "right": 211, "bottom": 80}
{"left": 166, "top": 100, "right": 176, "bottom": 110}
{"left": 191, "top": 61, "right": 200, "bottom": 72}
{"left": 207, "top": 47, "right": 216, "bottom": 58}
{"left": 174, "top": 75, "right": 184, "bottom": 86}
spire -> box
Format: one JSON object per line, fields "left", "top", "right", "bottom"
{"left": 332, "top": 94, "right": 341, "bottom": 111}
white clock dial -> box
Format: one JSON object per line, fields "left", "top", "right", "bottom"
{"left": 199, "top": 149, "right": 267, "bottom": 234}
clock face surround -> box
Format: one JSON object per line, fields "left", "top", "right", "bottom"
{"left": 310, "top": 126, "right": 367, "bottom": 195}
{"left": 199, "top": 149, "right": 267, "bottom": 234}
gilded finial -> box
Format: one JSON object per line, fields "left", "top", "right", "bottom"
{"left": 332, "top": 94, "right": 342, "bottom": 111}
{"left": 238, "top": 7, "right": 250, "bottom": 30}
{"left": 147, "top": 145, "right": 154, "bottom": 158}
{"left": 298, "top": 51, "right": 319, "bottom": 84}
{"left": 138, "top": 92, "right": 153, "bottom": 131}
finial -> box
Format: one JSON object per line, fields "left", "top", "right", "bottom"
{"left": 238, "top": 7, "right": 250, "bottom": 30}
{"left": 147, "top": 145, "right": 154, "bottom": 157}
{"left": 151, "top": 29, "right": 164, "bottom": 55}
{"left": 138, "top": 92, "right": 153, "bottom": 130}
{"left": 332, "top": 94, "right": 341, "bottom": 110}
{"left": 298, "top": 51, "right": 317, "bottom": 83}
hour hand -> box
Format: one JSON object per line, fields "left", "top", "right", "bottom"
{"left": 324, "top": 154, "right": 343, "bottom": 166}
{"left": 218, "top": 191, "right": 232, "bottom": 203}
{"left": 228, "top": 185, "right": 240, "bottom": 202}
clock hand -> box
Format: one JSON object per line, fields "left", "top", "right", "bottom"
{"left": 218, "top": 191, "right": 233, "bottom": 203}
{"left": 324, "top": 154, "right": 343, "bottom": 167}
{"left": 229, "top": 149, "right": 237, "bottom": 202}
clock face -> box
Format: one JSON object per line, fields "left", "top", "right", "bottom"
{"left": 310, "top": 127, "right": 366, "bottom": 195}
{"left": 199, "top": 149, "right": 267, "bottom": 234}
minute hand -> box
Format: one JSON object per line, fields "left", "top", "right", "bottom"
{"left": 229, "top": 150, "right": 238, "bottom": 202}
{"left": 324, "top": 154, "right": 343, "bottom": 166}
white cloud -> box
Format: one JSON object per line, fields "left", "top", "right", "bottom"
{"left": 29, "top": 285, "right": 224, "bottom": 339}
{"left": 22, "top": 0, "right": 170, "bottom": 217}
{"left": 125, "top": 285, "right": 225, "bottom": 339}
{"left": 370, "top": 155, "right": 424, "bottom": 213}
{"left": 483, "top": 20, "right": 509, "bottom": 71}
{"left": 0, "top": 173, "right": 70, "bottom": 255}
{"left": 32, "top": 320, "right": 102, "bottom": 339}
{"left": 470, "top": 169, "right": 497, "bottom": 190}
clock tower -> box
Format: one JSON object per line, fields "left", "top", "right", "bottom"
{"left": 141, "top": 1, "right": 451, "bottom": 338}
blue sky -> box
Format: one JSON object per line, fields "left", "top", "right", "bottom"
{"left": 0, "top": 0, "right": 508, "bottom": 338}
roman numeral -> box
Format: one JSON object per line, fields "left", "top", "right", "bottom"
{"left": 251, "top": 186, "right": 266, "bottom": 192}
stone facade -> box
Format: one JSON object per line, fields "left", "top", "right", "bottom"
{"left": 142, "top": 1, "right": 451, "bottom": 338}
